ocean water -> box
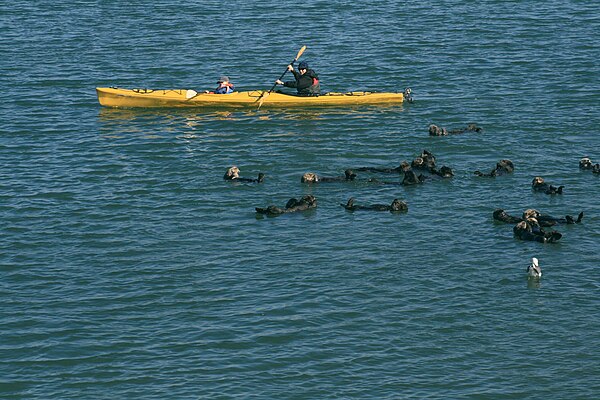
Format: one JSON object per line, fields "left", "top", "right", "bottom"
{"left": 1, "top": 1, "right": 599, "bottom": 398}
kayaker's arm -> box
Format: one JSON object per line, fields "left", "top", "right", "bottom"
{"left": 275, "top": 78, "right": 298, "bottom": 88}
{"left": 275, "top": 65, "right": 299, "bottom": 87}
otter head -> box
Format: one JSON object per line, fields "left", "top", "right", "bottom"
{"left": 499, "top": 159, "right": 514, "bottom": 172}
{"left": 301, "top": 173, "right": 319, "bottom": 183}
{"left": 523, "top": 209, "right": 540, "bottom": 219}
{"left": 391, "top": 199, "right": 407, "bottom": 211}
{"left": 421, "top": 150, "right": 436, "bottom": 167}
{"left": 440, "top": 166, "right": 454, "bottom": 177}
{"left": 421, "top": 149, "right": 435, "bottom": 159}
{"left": 400, "top": 161, "right": 411, "bottom": 172}
{"left": 301, "top": 195, "right": 317, "bottom": 206}
{"left": 428, "top": 124, "right": 440, "bottom": 135}
{"left": 580, "top": 157, "right": 592, "bottom": 168}
{"left": 411, "top": 157, "right": 424, "bottom": 168}
{"left": 526, "top": 217, "right": 540, "bottom": 228}
{"left": 532, "top": 176, "right": 545, "bottom": 185}
{"left": 344, "top": 169, "right": 357, "bottom": 180}
{"left": 428, "top": 125, "right": 446, "bottom": 136}
{"left": 467, "top": 123, "right": 482, "bottom": 132}
{"left": 493, "top": 209, "right": 507, "bottom": 219}
{"left": 224, "top": 166, "right": 240, "bottom": 179}
{"left": 515, "top": 220, "right": 528, "bottom": 230}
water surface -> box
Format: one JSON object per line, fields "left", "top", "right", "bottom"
{"left": 1, "top": 1, "right": 599, "bottom": 398}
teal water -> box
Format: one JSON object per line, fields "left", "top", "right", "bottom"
{"left": 1, "top": 1, "right": 599, "bottom": 398}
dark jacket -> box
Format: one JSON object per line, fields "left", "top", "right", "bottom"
{"left": 283, "top": 68, "right": 320, "bottom": 95}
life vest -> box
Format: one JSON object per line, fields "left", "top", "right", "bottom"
{"left": 301, "top": 70, "right": 320, "bottom": 95}
{"left": 309, "top": 77, "right": 320, "bottom": 95}
{"left": 214, "top": 82, "right": 234, "bottom": 94}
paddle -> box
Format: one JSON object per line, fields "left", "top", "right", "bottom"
{"left": 257, "top": 45, "right": 307, "bottom": 110}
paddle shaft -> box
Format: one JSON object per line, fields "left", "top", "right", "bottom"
{"left": 266, "top": 46, "right": 306, "bottom": 94}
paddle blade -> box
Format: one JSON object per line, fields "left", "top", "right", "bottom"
{"left": 295, "top": 45, "right": 307, "bottom": 61}
{"left": 257, "top": 91, "right": 270, "bottom": 110}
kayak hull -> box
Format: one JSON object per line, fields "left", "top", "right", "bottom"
{"left": 96, "top": 87, "right": 405, "bottom": 108}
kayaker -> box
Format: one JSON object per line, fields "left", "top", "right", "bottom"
{"left": 214, "top": 76, "right": 234, "bottom": 94}
{"left": 275, "top": 61, "right": 320, "bottom": 96}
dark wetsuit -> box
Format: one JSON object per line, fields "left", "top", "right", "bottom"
{"left": 283, "top": 69, "right": 320, "bottom": 95}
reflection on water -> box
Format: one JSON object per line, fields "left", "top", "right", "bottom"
{"left": 96, "top": 103, "right": 409, "bottom": 143}
{"left": 97, "top": 103, "right": 406, "bottom": 125}
{"left": 527, "top": 277, "right": 541, "bottom": 289}
{"left": 98, "top": 107, "right": 242, "bottom": 123}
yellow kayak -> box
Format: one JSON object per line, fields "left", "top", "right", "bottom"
{"left": 96, "top": 87, "right": 406, "bottom": 108}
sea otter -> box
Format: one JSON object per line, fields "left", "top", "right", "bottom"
{"left": 474, "top": 159, "right": 514, "bottom": 177}
{"left": 429, "top": 123, "right": 482, "bottom": 136}
{"left": 341, "top": 197, "right": 408, "bottom": 212}
{"left": 224, "top": 166, "right": 265, "bottom": 183}
{"left": 428, "top": 125, "right": 448, "bottom": 136}
{"left": 513, "top": 218, "right": 562, "bottom": 243}
{"left": 522, "top": 208, "right": 584, "bottom": 225}
{"left": 255, "top": 195, "right": 317, "bottom": 216}
{"left": 301, "top": 169, "right": 357, "bottom": 183}
{"left": 531, "top": 177, "right": 563, "bottom": 194}
{"left": 493, "top": 208, "right": 583, "bottom": 226}
{"left": 411, "top": 150, "right": 437, "bottom": 171}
